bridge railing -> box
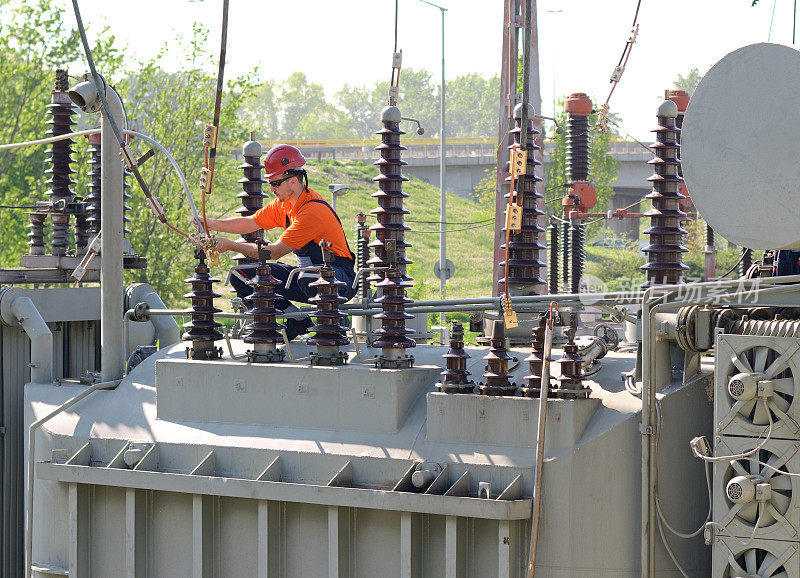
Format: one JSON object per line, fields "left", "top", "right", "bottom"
{"left": 231, "top": 138, "right": 653, "bottom": 162}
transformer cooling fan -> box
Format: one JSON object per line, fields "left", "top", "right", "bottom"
{"left": 718, "top": 447, "right": 795, "bottom": 538}
{"left": 716, "top": 337, "right": 800, "bottom": 438}
{"left": 723, "top": 545, "right": 793, "bottom": 578}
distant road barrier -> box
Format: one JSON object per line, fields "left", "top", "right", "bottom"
{"left": 233, "top": 139, "right": 651, "bottom": 162}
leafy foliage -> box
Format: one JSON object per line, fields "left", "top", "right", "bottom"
{"left": 673, "top": 67, "right": 702, "bottom": 96}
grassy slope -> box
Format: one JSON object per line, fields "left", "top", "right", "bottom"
{"left": 306, "top": 160, "right": 496, "bottom": 300}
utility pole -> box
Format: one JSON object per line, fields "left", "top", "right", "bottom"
{"left": 492, "top": 0, "right": 544, "bottom": 296}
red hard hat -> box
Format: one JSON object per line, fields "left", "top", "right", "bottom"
{"left": 264, "top": 144, "right": 306, "bottom": 179}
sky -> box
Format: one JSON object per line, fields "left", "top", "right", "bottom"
{"left": 62, "top": 0, "right": 796, "bottom": 140}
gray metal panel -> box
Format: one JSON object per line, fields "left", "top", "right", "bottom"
{"left": 1, "top": 325, "right": 30, "bottom": 578}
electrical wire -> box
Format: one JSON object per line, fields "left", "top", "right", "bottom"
{"left": 70, "top": 0, "right": 200, "bottom": 242}
{"left": 715, "top": 251, "right": 747, "bottom": 281}
{"left": 405, "top": 217, "right": 494, "bottom": 225}
{"left": 0, "top": 204, "right": 40, "bottom": 210}
{"left": 0, "top": 128, "right": 101, "bottom": 150}
{"left": 408, "top": 221, "right": 494, "bottom": 234}
{"left": 200, "top": 0, "right": 229, "bottom": 238}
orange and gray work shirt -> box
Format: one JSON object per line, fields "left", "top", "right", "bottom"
{"left": 253, "top": 187, "right": 355, "bottom": 269}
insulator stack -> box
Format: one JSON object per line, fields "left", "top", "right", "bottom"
{"left": 355, "top": 212, "right": 371, "bottom": 300}
{"left": 640, "top": 100, "right": 689, "bottom": 288}
{"left": 436, "top": 321, "right": 474, "bottom": 393}
{"left": 235, "top": 135, "right": 267, "bottom": 265}
{"left": 45, "top": 69, "right": 77, "bottom": 257}
{"left": 27, "top": 213, "right": 46, "bottom": 255}
{"left": 367, "top": 106, "right": 412, "bottom": 282}
{"left": 368, "top": 106, "right": 415, "bottom": 367}
{"left": 554, "top": 336, "right": 588, "bottom": 398}
{"left": 667, "top": 89, "right": 690, "bottom": 177}
{"left": 731, "top": 317, "right": 800, "bottom": 338}
{"left": 561, "top": 221, "right": 570, "bottom": 285}
{"left": 182, "top": 249, "right": 223, "bottom": 360}
{"left": 519, "top": 316, "right": 547, "bottom": 397}
{"left": 548, "top": 219, "right": 559, "bottom": 294}
{"left": 123, "top": 164, "right": 132, "bottom": 240}
{"left": 479, "top": 320, "right": 516, "bottom": 396}
{"left": 740, "top": 247, "right": 753, "bottom": 277}
{"left": 307, "top": 245, "right": 349, "bottom": 366}
{"left": 569, "top": 223, "right": 585, "bottom": 294}
{"left": 84, "top": 133, "right": 102, "bottom": 236}
{"left": 243, "top": 246, "right": 284, "bottom": 363}
{"left": 498, "top": 103, "right": 546, "bottom": 295}
{"left": 74, "top": 212, "right": 89, "bottom": 254}
{"left": 373, "top": 263, "right": 415, "bottom": 367}
{"left": 706, "top": 223, "right": 714, "bottom": 248}
{"left": 565, "top": 93, "right": 592, "bottom": 182}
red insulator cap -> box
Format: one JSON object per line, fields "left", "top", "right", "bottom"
{"left": 565, "top": 93, "right": 593, "bottom": 116}
{"left": 668, "top": 89, "right": 690, "bottom": 113}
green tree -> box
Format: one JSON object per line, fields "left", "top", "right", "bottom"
{"left": 120, "top": 24, "right": 255, "bottom": 305}
{"left": 446, "top": 73, "right": 499, "bottom": 137}
{"left": 673, "top": 67, "right": 702, "bottom": 96}
{"left": 239, "top": 79, "right": 280, "bottom": 139}
{"left": 0, "top": 0, "right": 121, "bottom": 265}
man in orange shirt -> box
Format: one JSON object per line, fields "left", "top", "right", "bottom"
{"left": 196, "top": 144, "right": 356, "bottom": 340}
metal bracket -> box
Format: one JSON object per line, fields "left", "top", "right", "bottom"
{"left": 640, "top": 424, "right": 655, "bottom": 436}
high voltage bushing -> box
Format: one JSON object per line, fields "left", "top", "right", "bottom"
{"left": 355, "top": 212, "right": 371, "bottom": 300}
{"left": 368, "top": 106, "right": 412, "bottom": 282}
{"left": 234, "top": 135, "right": 267, "bottom": 266}
{"left": 565, "top": 93, "right": 592, "bottom": 182}
{"left": 373, "top": 241, "right": 415, "bottom": 368}
{"left": 554, "top": 334, "right": 589, "bottom": 399}
{"left": 45, "top": 69, "right": 77, "bottom": 257}
{"left": 640, "top": 100, "right": 689, "bottom": 288}
{"left": 27, "top": 213, "right": 46, "bottom": 255}
{"left": 436, "top": 321, "right": 475, "bottom": 393}
{"left": 368, "top": 105, "right": 415, "bottom": 368}
{"left": 307, "top": 241, "right": 349, "bottom": 366}
{"left": 569, "top": 223, "right": 585, "bottom": 294}
{"left": 479, "top": 319, "right": 516, "bottom": 396}
{"left": 731, "top": 317, "right": 800, "bottom": 338}
{"left": 548, "top": 219, "right": 559, "bottom": 294}
{"left": 84, "top": 133, "right": 102, "bottom": 236}
{"left": 561, "top": 220, "right": 570, "bottom": 286}
{"left": 183, "top": 249, "right": 223, "bottom": 360}
{"left": 82, "top": 133, "right": 132, "bottom": 248}
{"left": 243, "top": 242, "right": 285, "bottom": 363}
{"left": 498, "top": 103, "right": 546, "bottom": 295}
{"left": 519, "top": 315, "right": 547, "bottom": 397}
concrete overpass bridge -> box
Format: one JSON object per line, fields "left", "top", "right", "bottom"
{"left": 239, "top": 139, "right": 654, "bottom": 239}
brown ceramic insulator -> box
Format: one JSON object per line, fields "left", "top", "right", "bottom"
{"left": 27, "top": 213, "right": 46, "bottom": 255}
{"left": 519, "top": 316, "right": 547, "bottom": 397}
{"left": 45, "top": 71, "right": 77, "bottom": 256}
{"left": 555, "top": 340, "right": 588, "bottom": 397}
{"left": 561, "top": 220, "right": 570, "bottom": 284}
{"left": 569, "top": 223, "right": 585, "bottom": 294}
{"left": 74, "top": 212, "right": 89, "bottom": 254}
{"left": 83, "top": 133, "right": 131, "bottom": 240}
{"left": 479, "top": 320, "right": 516, "bottom": 396}
{"left": 235, "top": 139, "right": 267, "bottom": 266}
{"left": 372, "top": 267, "right": 416, "bottom": 350}
{"left": 498, "top": 103, "right": 546, "bottom": 295}
{"left": 84, "top": 133, "right": 102, "bottom": 236}
{"left": 641, "top": 103, "right": 689, "bottom": 288}
{"left": 565, "top": 93, "right": 592, "bottom": 183}
{"left": 368, "top": 106, "right": 412, "bottom": 282}
{"left": 437, "top": 321, "right": 474, "bottom": 394}
{"left": 243, "top": 262, "right": 284, "bottom": 346}
{"left": 307, "top": 266, "right": 349, "bottom": 348}
{"left": 548, "top": 219, "right": 559, "bottom": 293}
{"left": 182, "top": 249, "right": 223, "bottom": 356}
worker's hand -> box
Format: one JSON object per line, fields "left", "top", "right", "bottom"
{"left": 213, "top": 237, "right": 237, "bottom": 253}
{"left": 190, "top": 216, "right": 214, "bottom": 234}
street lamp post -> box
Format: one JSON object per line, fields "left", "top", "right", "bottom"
{"left": 417, "top": 0, "right": 447, "bottom": 328}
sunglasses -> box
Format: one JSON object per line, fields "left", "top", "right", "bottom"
{"left": 268, "top": 174, "right": 294, "bottom": 188}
